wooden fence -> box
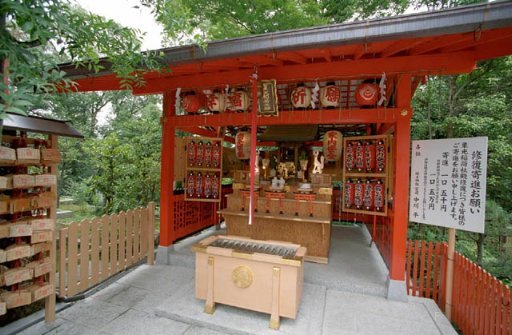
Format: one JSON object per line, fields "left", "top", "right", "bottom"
{"left": 406, "top": 240, "right": 512, "bottom": 335}
{"left": 58, "top": 203, "right": 155, "bottom": 298}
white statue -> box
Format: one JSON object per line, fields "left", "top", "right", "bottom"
{"left": 312, "top": 150, "right": 324, "bottom": 174}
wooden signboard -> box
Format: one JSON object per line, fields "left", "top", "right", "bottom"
{"left": 258, "top": 80, "right": 279, "bottom": 117}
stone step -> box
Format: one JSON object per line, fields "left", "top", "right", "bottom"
{"left": 57, "top": 210, "right": 73, "bottom": 219}
{"left": 59, "top": 197, "right": 75, "bottom": 205}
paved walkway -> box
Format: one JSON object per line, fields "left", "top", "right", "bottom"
{"left": 18, "top": 226, "right": 457, "bottom": 335}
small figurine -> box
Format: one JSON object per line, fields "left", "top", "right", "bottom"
{"left": 312, "top": 150, "right": 324, "bottom": 174}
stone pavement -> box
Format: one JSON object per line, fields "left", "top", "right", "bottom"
{"left": 16, "top": 226, "right": 457, "bottom": 335}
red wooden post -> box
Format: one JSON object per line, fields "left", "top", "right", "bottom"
{"left": 159, "top": 90, "right": 176, "bottom": 250}
{"left": 388, "top": 74, "right": 412, "bottom": 298}
{"left": 248, "top": 74, "right": 258, "bottom": 224}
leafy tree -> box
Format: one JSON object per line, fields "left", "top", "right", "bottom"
{"left": 1, "top": 0, "right": 161, "bottom": 116}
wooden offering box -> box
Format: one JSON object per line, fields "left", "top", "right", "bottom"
{"left": 192, "top": 235, "right": 306, "bottom": 330}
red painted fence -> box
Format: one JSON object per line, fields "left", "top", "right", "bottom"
{"left": 406, "top": 240, "right": 512, "bottom": 335}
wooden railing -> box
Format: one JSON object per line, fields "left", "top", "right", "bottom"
{"left": 58, "top": 203, "right": 155, "bottom": 298}
{"left": 406, "top": 240, "right": 512, "bottom": 335}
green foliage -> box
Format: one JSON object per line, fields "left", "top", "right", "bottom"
{"left": 0, "top": 0, "right": 162, "bottom": 116}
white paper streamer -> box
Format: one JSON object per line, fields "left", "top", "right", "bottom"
{"left": 378, "top": 73, "right": 387, "bottom": 106}
{"left": 175, "top": 87, "right": 182, "bottom": 113}
{"left": 311, "top": 81, "right": 320, "bottom": 109}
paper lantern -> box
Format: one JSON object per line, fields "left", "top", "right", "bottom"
{"left": 323, "top": 130, "right": 342, "bottom": 162}
{"left": 320, "top": 83, "right": 340, "bottom": 108}
{"left": 206, "top": 91, "right": 226, "bottom": 113}
{"left": 291, "top": 85, "right": 311, "bottom": 109}
{"left": 182, "top": 92, "right": 202, "bottom": 114}
{"left": 228, "top": 89, "right": 250, "bottom": 112}
{"left": 235, "top": 131, "right": 251, "bottom": 160}
{"left": 355, "top": 83, "right": 379, "bottom": 106}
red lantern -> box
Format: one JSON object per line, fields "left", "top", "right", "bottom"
{"left": 354, "top": 179, "right": 364, "bottom": 210}
{"left": 355, "top": 83, "right": 379, "bottom": 106}
{"left": 187, "top": 140, "right": 196, "bottom": 167}
{"left": 182, "top": 92, "right": 202, "bottom": 114}
{"left": 376, "top": 140, "right": 386, "bottom": 172}
{"left": 196, "top": 141, "right": 204, "bottom": 167}
{"left": 320, "top": 83, "right": 340, "bottom": 108}
{"left": 187, "top": 171, "right": 195, "bottom": 198}
{"left": 374, "top": 179, "right": 385, "bottom": 211}
{"left": 291, "top": 84, "right": 311, "bottom": 109}
{"left": 212, "top": 173, "right": 220, "bottom": 199}
{"left": 364, "top": 141, "right": 376, "bottom": 172}
{"left": 212, "top": 141, "right": 221, "bottom": 168}
{"left": 345, "top": 142, "right": 355, "bottom": 171}
{"left": 363, "top": 180, "right": 374, "bottom": 211}
{"left": 344, "top": 179, "right": 355, "bottom": 209}
{"left": 323, "top": 131, "right": 342, "bottom": 162}
{"left": 235, "top": 131, "right": 251, "bottom": 160}
{"left": 355, "top": 141, "right": 364, "bottom": 172}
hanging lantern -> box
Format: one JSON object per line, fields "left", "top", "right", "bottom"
{"left": 363, "top": 180, "right": 374, "bottom": 211}
{"left": 196, "top": 171, "right": 203, "bottom": 198}
{"left": 187, "top": 171, "right": 195, "bottom": 198}
{"left": 344, "top": 179, "right": 355, "bottom": 209}
{"left": 355, "top": 83, "right": 379, "bottom": 106}
{"left": 345, "top": 142, "right": 355, "bottom": 171}
{"left": 196, "top": 141, "right": 204, "bottom": 167}
{"left": 374, "top": 179, "right": 385, "bottom": 211}
{"left": 206, "top": 91, "right": 226, "bottom": 113}
{"left": 291, "top": 84, "right": 311, "bottom": 109}
{"left": 323, "top": 130, "right": 342, "bottom": 162}
{"left": 376, "top": 140, "right": 386, "bottom": 172}
{"left": 204, "top": 173, "right": 212, "bottom": 198}
{"left": 228, "top": 89, "right": 250, "bottom": 112}
{"left": 182, "top": 92, "right": 202, "bottom": 114}
{"left": 364, "top": 141, "right": 376, "bottom": 172}
{"left": 355, "top": 141, "right": 364, "bottom": 172}
{"left": 235, "top": 131, "right": 251, "bottom": 160}
{"left": 212, "top": 173, "right": 220, "bottom": 199}
{"left": 320, "top": 82, "right": 340, "bottom": 108}
{"left": 212, "top": 141, "right": 221, "bottom": 168}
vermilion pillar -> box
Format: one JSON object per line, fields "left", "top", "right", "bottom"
{"left": 388, "top": 74, "right": 412, "bottom": 300}
{"left": 158, "top": 90, "right": 176, "bottom": 261}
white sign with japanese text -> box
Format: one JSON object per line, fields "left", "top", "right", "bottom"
{"left": 409, "top": 137, "right": 488, "bottom": 233}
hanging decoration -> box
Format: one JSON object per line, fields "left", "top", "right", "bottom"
{"left": 235, "top": 131, "right": 251, "bottom": 160}
{"left": 228, "top": 88, "right": 250, "bottom": 112}
{"left": 363, "top": 180, "right": 374, "bottom": 211}
{"left": 378, "top": 73, "right": 387, "bottom": 106}
{"left": 310, "top": 81, "right": 320, "bottom": 109}
{"left": 355, "top": 83, "right": 379, "bottom": 106}
{"left": 364, "top": 141, "right": 376, "bottom": 172}
{"left": 291, "top": 83, "right": 311, "bottom": 109}
{"left": 205, "top": 90, "right": 226, "bottom": 113}
{"left": 344, "top": 179, "right": 355, "bottom": 209}
{"left": 374, "top": 179, "right": 385, "bottom": 211}
{"left": 175, "top": 88, "right": 182, "bottom": 114}
{"left": 345, "top": 142, "right": 355, "bottom": 171}
{"left": 376, "top": 140, "right": 386, "bottom": 172}
{"left": 320, "top": 82, "right": 340, "bottom": 108}
{"left": 182, "top": 91, "right": 202, "bottom": 114}
{"left": 323, "top": 131, "right": 343, "bottom": 162}
{"left": 355, "top": 141, "right": 364, "bottom": 172}
{"left": 354, "top": 179, "right": 364, "bottom": 210}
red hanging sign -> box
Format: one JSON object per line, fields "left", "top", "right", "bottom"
{"left": 204, "top": 173, "right": 212, "bottom": 198}
{"left": 187, "top": 140, "right": 196, "bottom": 167}
{"left": 187, "top": 172, "right": 195, "bottom": 198}
{"left": 354, "top": 179, "right": 364, "bottom": 209}
{"left": 374, "top": 179, "right": 385, "bottom": 211}
{"left": 204, "top": 142, "right": 212, "bottom": 168}
{"left": 196, "top": 172, "right": 203, "bottom": 198}
{"left": 212, "top": 174, "right": 220, "bottom": 199}
{"left": 364, "top": 141, "right": 376, "bottom": 172}
{"left": 355, "top": 141, "right": 364, "bottom": 172}
{"left": 212, "top": 141, "right": 221, "bottom": 168}
{"left": 196, "top": 141, "right": 204, "bottom": 167}
{"left": 363, "top": 180, "right": 374, "bottom": 211}
{"left": 376, "top": 140, "right": 386, "bottom": 172}
{"left": 345, "top": 142, "right": 355, "bottom": 171}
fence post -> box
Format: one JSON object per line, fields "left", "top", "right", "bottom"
{"left": 147, "top": 202, "right": 155, "bottom": 265}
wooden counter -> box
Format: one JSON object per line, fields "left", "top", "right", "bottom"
{"left": 218, "top": 191, "right": 332, "bottom": 263}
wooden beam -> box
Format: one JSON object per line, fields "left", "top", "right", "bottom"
{"left": 277, "top": 52, "right": 308, "bottom": 64}
{"left": 170, "top": 108, "right": 401, "bottom": 128}
{"left": 409, "top": 35, "right": 472, "bottom": 55}
{"left": 128, "top": 51, "right": 476, "bottom": 94}
{"left": 441, "top": 30, "right": 512, "bottom": 54}
{"left": 380, "top": 39, "right": 425, "bottom": 58}
{"left": 353, "top": 44, "right": 367, "bottom": 60}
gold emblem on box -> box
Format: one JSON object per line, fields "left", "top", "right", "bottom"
{"left": 232, "top": 265, "right": 253, "bottom": 289}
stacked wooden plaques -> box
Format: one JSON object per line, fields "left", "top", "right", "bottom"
{"left": 0, "top": 137, "right": 59, "bottom": 315}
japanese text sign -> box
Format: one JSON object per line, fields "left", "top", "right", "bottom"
{"left": 409, "top": 137, "right": 488, "bottom": 233}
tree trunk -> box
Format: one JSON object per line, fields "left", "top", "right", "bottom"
{"left": 476, "top": 233, "right": 485, "bottom": 265}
